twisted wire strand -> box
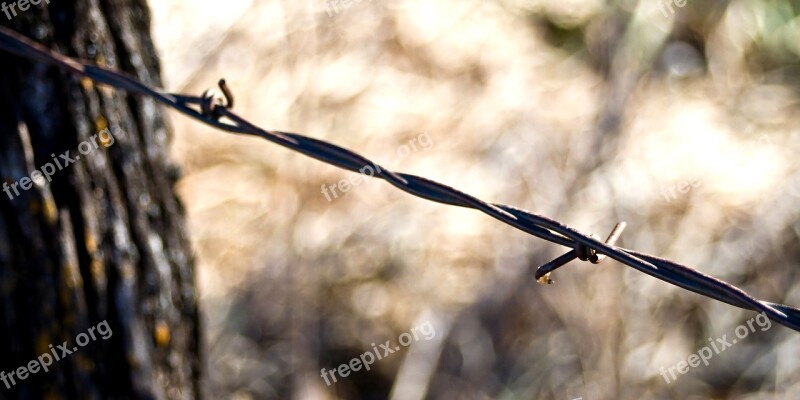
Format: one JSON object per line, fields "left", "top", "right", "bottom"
{"left": 2, "top": 27, "right": 799, "bottom": 332}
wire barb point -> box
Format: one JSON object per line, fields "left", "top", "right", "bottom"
{"left": 536, "top": 272, "right": 554, "bottom": 285}
{"left": 200, "top": 79, "right": 235, "bottom": 119}
{"left": 534, "top": 221, "right": 627, "bottom": 281}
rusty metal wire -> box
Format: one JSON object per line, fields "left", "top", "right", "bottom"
{"left": 2, "top": 26, "right": 799, "bottom": 332}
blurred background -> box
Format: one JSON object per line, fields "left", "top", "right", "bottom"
{"left": 146, "top": 0, "right": 800, "bottom": 398}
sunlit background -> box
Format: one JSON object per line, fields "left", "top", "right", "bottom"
{"left": 146, "top": 0, "right": 800, "bottom": 398}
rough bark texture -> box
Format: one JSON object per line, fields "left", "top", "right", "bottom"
{"left": 0, "top": 1, "right": 199, "bottom": 399}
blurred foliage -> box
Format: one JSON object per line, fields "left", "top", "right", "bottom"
{"left": 148, "top": 0, "right": 800, "bottom": 398}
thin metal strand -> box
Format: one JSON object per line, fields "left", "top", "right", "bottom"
{"left": 2, "top": 26, "right": 798, "bottom": 332}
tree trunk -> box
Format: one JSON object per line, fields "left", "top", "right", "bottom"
{"left": 0, "top": 1, "right": 199, "bottom": 399}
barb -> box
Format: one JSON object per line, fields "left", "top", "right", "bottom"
{"left": 2, "top": 26, "right": 799, "bottom": 332}
{"left": 536, "top": 222, "right": 627, "bottom": 285}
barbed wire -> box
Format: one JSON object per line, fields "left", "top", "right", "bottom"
{"left": 2, "top": 26, "right": 799, "bottom": 332}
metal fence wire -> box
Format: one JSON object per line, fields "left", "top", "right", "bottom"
{"left": 2, "top": 26, "right": 799, "bottom": 332}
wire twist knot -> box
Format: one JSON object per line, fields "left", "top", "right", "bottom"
{"left": 536, "top": 222, "right": 627, "bottom": 284}
{"left": 201, "top": 79, "right": 235, "bottom": 119}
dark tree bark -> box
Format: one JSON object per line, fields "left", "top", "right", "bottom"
{"left": 0, "top": 1, "right": 199, "bottom": 399}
